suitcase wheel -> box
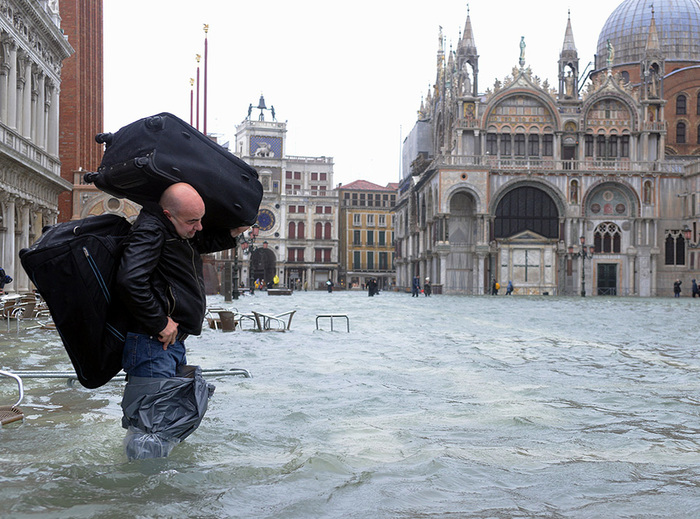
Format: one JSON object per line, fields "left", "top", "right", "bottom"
{"left": 145, "top": 115, "right": 166, "bottom": 131}
{"left": 95, "top": 132, "right": 113, "bottom": 145}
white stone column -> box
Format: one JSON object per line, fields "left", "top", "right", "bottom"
{"left": 36, "top": 72, "right": 46, "bottom": 149}
{"left": 0, "top": 41, "right": 9, "bottom": 124}
{"left": 17, "top": 202, "right": 30, "bottom": 291}
{"left": 47, "top": 83, "right": 59, "bottom": 156}
{"left": 7, "top": 44, "right": 17, "bottom": 129}
{"left": 21, "top": 59, "right": 32, "bottom": 139}
{"left": 3, "top": 196, "right": 15, "bottom": 291}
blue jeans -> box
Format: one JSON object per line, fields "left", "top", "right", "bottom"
{"left": 122, "top": 332, "right": 187, "bottom": 378}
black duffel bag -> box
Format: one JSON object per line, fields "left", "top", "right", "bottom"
{"left": 20, "top": 214, "right": 132, "bottom": 389}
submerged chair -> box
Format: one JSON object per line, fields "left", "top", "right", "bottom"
{"left": 0, "top": 369, "right": 24, "bottom": 426}
{"left": 2, "top": 298, "right": 35, "bottom": 332}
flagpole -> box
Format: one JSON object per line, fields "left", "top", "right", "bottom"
{"left": 203, "top": 24, "right": 209, "bottom": 136}
{"left": 195, "top": 54, "right": 201, "bottom": 130}
{"left": 189, "top": 78, "right": 194, "bottom": 126}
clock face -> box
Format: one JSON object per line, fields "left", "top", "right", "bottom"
{"left": 256, "top": 208, "right": 275, "bottom": 232}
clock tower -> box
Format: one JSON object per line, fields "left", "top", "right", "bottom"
{"left": 231, "top": 98, "right": 339, "bottom": 291}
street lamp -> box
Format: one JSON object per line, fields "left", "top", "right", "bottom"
{"left": 682, "top": 225, "right": 700, "bottom": 248}
{"left": 237, "top": 224, "right": 260, "bottom": 296}
{"left": 568, "top": 235, "right": 594, "bottom": 297}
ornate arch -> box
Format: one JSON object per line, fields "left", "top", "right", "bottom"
{"left": 581, "top": 180, "right": 640, "bottom": 218}
{"left": 482, "top": 90, "right": 561, "bottom": 133}
{"left": 442, "top": 183, "right": 483, "bottom": 214}
{"left": 582, "top": 92, "right": 637, "bottom": 133}
{"left": 489, "top": 178, "right": 566, "bottom": 217}
{"left": 491, "top": 182, "right": 563, "bottom": 239}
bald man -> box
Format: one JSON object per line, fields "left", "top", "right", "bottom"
{"left": 116, "top": 182, "right": 248, "bottom": 378}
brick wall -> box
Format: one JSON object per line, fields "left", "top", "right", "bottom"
{"left": 58, "top": 0, "right": 104, "bottom": 222}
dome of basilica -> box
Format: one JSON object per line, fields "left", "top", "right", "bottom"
{"left": 596, "top": 0, "right": 700, "bottom": 67}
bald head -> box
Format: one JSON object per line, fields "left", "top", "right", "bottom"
{"left": 160, "top": 183, "right": 205, "bottom": 239}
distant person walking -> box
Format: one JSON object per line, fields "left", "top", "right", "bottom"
{"left": 0, "top": 267, "right": 12, "bottom": 295}
{"left": 674, "top": 279, "right": 682, "bottom": 298}
{"left": 412, "top": 276, "right": 420, "bottom": 297}
{"left": 326, "top": 279, "right": 334, "bottom": 293}
{"left": 424, "top": 277, "right": 432, "bottom": 297}
{"left": 505, "top": 280, "right": 513, "bottom": 295}
{"left": 693, "top": 279, "right": 699, "bottom": 298}
{"left": 367, "top": 278, "right": 378, "bottom": 297}
{"left": 491, "top": 278, "right": 499, "bottom": 295}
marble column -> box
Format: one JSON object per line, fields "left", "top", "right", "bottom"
{"left": 36, "top": 72, "right": 46, "bottom": 148}
{"left": 0, "top": 41, "right": 9, "bottom": 124}
{"left": 7, "top": 44, "right": 16, "bottom": 129}
{"left": 17, "top": 202, "right": 30, "bottom": 291}
{"left": 3, "top": 196, "right": 16, "bottom": 290}
{"left": 47, "top": 83, "right": 59, "bottom": 156}
{"left": 21, "top": 58, "right": 32, "bottom": 139}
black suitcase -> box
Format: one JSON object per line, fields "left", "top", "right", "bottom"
{"left": 84, "top": 113, "right": 263, "bottom": 230}
{"left": 19, "top": 214, "right": 132, "bottom": 389}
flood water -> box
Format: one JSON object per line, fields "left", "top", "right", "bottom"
{"left": 1, "top": 291, "right": 700, "bottom": 518}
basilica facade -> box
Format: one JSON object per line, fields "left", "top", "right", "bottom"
{"left": 395, "top": 0, "right": 700, "bottom": 297}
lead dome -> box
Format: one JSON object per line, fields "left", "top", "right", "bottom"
{"left": 596, "top": 0, "right": 700, "bottom": 68}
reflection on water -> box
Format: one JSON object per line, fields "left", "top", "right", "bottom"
{"left": 1, "top": 292, "right": 700, "bottom": 518}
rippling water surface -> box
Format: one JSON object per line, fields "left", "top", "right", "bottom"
{"left": 1, "top": 292, "right": 700, "bottom": 518}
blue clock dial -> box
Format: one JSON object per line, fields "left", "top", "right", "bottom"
{"left": 257, "top": 209, "right": 275, "bottom": 231}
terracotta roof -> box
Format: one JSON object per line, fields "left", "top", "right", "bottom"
{"left": 339, "top": 179, "right": 398, "bottom": 192}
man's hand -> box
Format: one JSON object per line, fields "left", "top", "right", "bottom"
{"left": 158, "top": 317, "right": 179, "bottom": 349}
{"left": 230, "top": 226, "right": 250, "bottom": 238}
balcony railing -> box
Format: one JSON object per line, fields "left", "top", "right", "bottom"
{"left": 438, "top": 155, "right": 695, "bottom": 174}
{"left": 0, "top": 124, "right": 61, "bottom": 178}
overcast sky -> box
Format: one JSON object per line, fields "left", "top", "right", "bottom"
{"left": 102, "top": 0, "right": 617, "bottom": 187}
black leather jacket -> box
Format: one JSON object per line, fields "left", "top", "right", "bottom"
{"left": 116, "top": 208, "right": 237, "bottom": 336}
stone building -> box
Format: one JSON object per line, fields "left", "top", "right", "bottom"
{"left": 230, "top": 97, "right": 339, "bottom": 291}
{"left": 0, "top": 0, "right": 73, "bottom": 293}
{"left": 338, "top": 180, "right": 397, "bottom": 291}
{"left": 396, "top": 0, "right": 700, "bottom": 296}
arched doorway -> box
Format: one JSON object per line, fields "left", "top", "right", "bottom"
{"left": 446, "top": 191, "right": 477, "bottom": 293}
{"left": 250, "top": 247, "right": 276, "bottom": 287}
{"left": 494, "top": 185, "right": 561, "bottom": 295}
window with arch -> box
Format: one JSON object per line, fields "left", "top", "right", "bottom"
{"left": 697, "top": 92, "right": 700, "bottom": 115}
{"left": 324, "top": 222, "right": 331, "bottom": 239}
{"left": 315, "top": 222, "right": 323, "bottom": 239}
{"left": 288, "top": 221, "right": 295, "bottom": 238}
{"left": 543, "top": 135, "right": 553, "bottom": 156}
{"left": 677, "top": 122, "right": 687, "bottom": 144}
{"left": 677, "top": 94, "right": 687, "bottom": 115}
{"left": 514, "top": 134, "right": 526, "bottom": 156}
{"left": 594, "top": 222, "right": 621, "bottom": 253}
{"left": 528, "top": 134, "right": 539, "bottom": 156}
{"left": 494, "top": 186, "right": 559, "bottom": 239}
{"left": 665, "top": 229, "right": 686, "bottom": 265}
{"left": 486, "top": 133, "right": 497, "bottom": 155}
{"left": 597, "top": 135, "right": 607, "bottom": 157}
{"left": 500, "top": 134, "right": 511, "bottom": 156}
{"left": 697, "top": 124, "right": 700, "bottom": 144}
